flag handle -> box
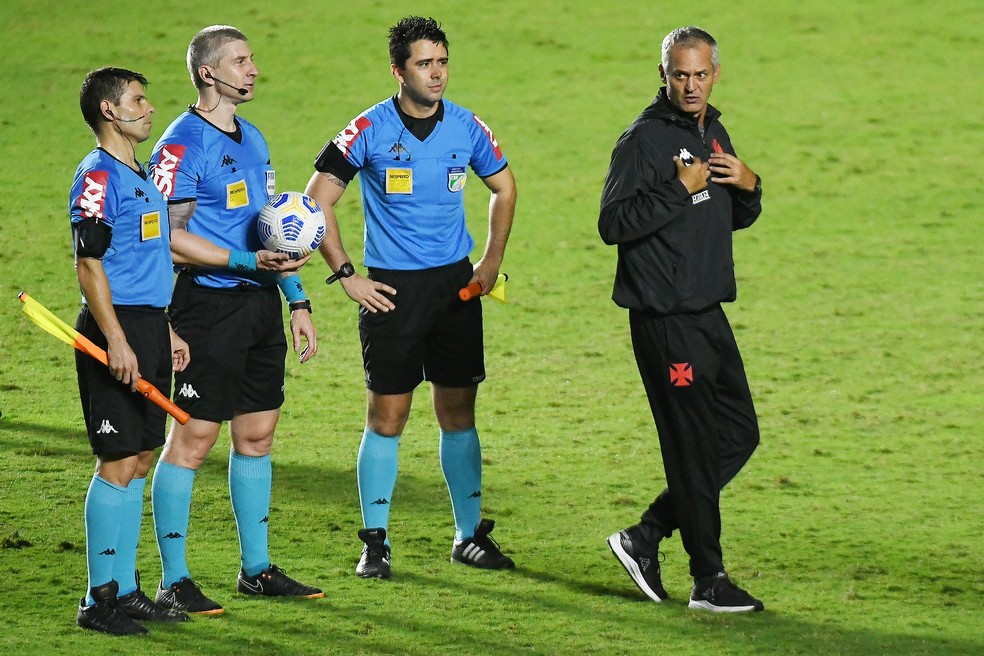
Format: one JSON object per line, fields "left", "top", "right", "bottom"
{"left": 458, "top": 281, "right": 483, "bottom": 302}
{"left": 18, "top": 291, "right": 190, "bottom": 425}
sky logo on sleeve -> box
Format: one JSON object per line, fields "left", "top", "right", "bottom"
{"left": 78, "top": 171, "right": 108, "bottom": 219}
{"left": 333, "top": 115, "right": 371, "bottom": 158}
{"left": 472, "top": 114, "right": 503, "bottom": 161}
{"left": 153, "top": 144, "right": 186, "bottom": 197}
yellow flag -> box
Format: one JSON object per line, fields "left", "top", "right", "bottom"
{"left": 488, "top": 273, "right": 508, "bottom": 303}
{"left": 18, "top": 291, "right": 80, "bottom": 348}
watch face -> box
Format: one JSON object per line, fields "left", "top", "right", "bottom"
{"left": 340, "top": 263, "right": 355, "bottom": 278}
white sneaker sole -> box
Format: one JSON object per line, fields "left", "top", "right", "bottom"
{"left": 688, "top": 599, "right": 760, "bottom": 612}
{"left": 606, "top": 533, "right": 664, "bottom": 603}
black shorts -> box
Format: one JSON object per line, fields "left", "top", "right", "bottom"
{"left": 75, "top": 305, "right": 171, "bottom": 457}
{"left": 359, "top": 258, "right": 485, "bottom": 394}
{"left": 169, "top": 273, "right": 287, "bottom": 421}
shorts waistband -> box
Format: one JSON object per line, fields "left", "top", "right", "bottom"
{"left": 178, "top": 270, "right": 275, "bottom": 294}
{"left": 367, "top": 257, "right": 470, "bottom": 277}
{"left": 83, "top": 304, "right": 166, "bottom": 315}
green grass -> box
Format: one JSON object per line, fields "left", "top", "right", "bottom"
{"left": 1, "top": 0, "right": 982, "bottom": 654}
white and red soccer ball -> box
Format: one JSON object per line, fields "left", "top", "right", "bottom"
{"left": 257, "top": 191, "right": 326, "bottom": 259}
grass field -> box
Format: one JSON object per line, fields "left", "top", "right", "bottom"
{"left": 1, "top": 0, "right": 982, "bottom": 654}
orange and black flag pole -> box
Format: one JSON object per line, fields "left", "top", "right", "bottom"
{"left": 17, "top": 291, "right": 190, "bottom": 424}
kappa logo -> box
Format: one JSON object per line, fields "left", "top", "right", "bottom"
{"left": 677, "top": 148, "right": 694, "bottom": 166}
{"left": 640, "top": 556, "right": 652, "bottom": 572}
{"left": 79, "top": 171, "right": 108, "bottom": 219}
{"left": 153, "top": 144, "right": 187, "bottom": 197}
{"left": 134, "top": 187, "right": 146, "bottom": 198}
{"left": 669, "top": 363, "right": 693, "bottom": 387}
{"left": 96, "top": 419, "right": 118, "bottom": 434}
{"left": 177, "top": 383, "right": 200, "bottom": 399}
{"left": 259, "top": 516, "right": 269, "bottom": 524}
{"left": 370, "top": 498, "right": 389, "bottom": 505}
{"left": 691, "top": 189, "right": 710, "bottom": 205}
{"left": 467, "top": 491, "right": 482, "bottom": 498}
{"left": 333, "top": 115, "right": 372, "bottom": 157}
{"left": 161, "top": 532, "right": 184, "bottom": 539}
{"left": 388, "top": 142, "right": 410, "bottom": 160}
{"left": 221, "top": 155, "right": 236, "bottom": 167}
{"left": 98, "top": 548, "right": 116, "bottom": 556}
{"left": 472, "top": 114, "right": 503, "bottom": 161}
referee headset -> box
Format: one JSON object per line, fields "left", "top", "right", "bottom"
{"left": 194, "top": 67, "right": 247, "bottom": 113}
{"left": 103, "top": 99, "right": 146, "bottom": 169}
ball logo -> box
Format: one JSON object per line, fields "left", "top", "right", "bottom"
{"left": 78, "top": 171, "right": 108, "bottom": 219}
{"left": 333, "top": 115, "right": 371, "bottom": 157}
{"left": 472, "top": 114, "right": 503, "bottom": 161}
{"left": 153, "top": 144, "right": 187, "bottom": 197}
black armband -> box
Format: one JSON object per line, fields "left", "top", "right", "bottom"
{"left": 73, "top": 216, "right": 112, "bottom": 259}
{"left": 313, "top": 141, "right": 358, "bottom": 183}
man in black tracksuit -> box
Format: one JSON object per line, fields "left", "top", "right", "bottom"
{"left": 600, "top": 26, "right": 765, "bottom": 613}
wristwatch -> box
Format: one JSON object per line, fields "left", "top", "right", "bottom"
{"left": 325, "top": 262, "right": 356, "bottom": 285}
{"left": 289, "top": 299, "right": 312, "bottom": 314}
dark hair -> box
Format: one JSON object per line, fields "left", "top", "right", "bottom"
{"left": 388, "top": 16, "right": 448, "bottom": 68}
{"left": 661, "top": 26, "right": 719, "bottom": 70}
{"left": 79, "top": 67, "right": 148, "bottom": 133}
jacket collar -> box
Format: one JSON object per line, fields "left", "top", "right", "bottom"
{"left": 645, "top": 87, "right": 721, "bottom": 129}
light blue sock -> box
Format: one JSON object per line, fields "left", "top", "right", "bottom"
{"left": 84, "top": 475, "right": 127, "bottom": 606}
{"left": 440, "top": 427, "right": 483, "bottom": 541}
{"left": 357, "top": 428, "right": 400, "bottom": 543}
{"left": 229, "top": 450, "right": 272, "bottom": 576}
{"left": 151, "top": 460, "right": 195, "bottom": 588}
{"left": 112, "top": 477, "right": 146, "bottom": 596}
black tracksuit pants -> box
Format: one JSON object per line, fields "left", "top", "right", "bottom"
{"left": 628, "top": 304, "right": 759, "bottom": 580}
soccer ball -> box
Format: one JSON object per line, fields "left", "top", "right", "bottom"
{"left": 257, "top": 191, "right": 326, "bottom": 259}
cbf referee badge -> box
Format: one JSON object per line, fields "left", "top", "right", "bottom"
{"left": 447, "top": 166, "right": 467, "bottom": 192}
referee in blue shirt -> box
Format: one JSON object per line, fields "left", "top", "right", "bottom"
{"left": 306, "top": 16, "right": 517, "bottom": 579}
{"left": 71, "top": 67, "right": 190, "bottom": 634}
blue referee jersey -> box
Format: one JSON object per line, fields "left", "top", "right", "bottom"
{"left": 151, "top": 110, "right": 275, "bottom": 288}
{"left": 70, "top": 148, "right": 172, "bottom": 307}
{"left": 333, "top": 98, "right": 507, "bottom": 270}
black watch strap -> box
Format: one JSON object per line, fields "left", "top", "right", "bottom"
{"left": 325, "top": 262, "right": 356, "bottom": 285}
{"left": 289, "top": 299, "right": 312, "bottom": 314}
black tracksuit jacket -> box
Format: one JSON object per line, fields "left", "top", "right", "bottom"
{"left": 599, "top": 88, "right": 762, "bottom": 314}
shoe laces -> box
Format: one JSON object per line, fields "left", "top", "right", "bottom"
{"left": 471, "top": 530, "right": 504, "bottom": 554}
{"left": 365, "top": 542, "right": 389, "bottom": 560}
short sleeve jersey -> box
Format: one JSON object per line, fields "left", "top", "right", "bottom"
{"left": 329, "top": 98, "right": 507, "bottom": 270}
{"left": 70, "top": 148, "right": 172, "bottom": 307}
{"left": 151, "top": 110, "right": 275, "bottom": 288}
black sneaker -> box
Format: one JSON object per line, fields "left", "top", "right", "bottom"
{"left": 76, "top": 580, "right": 148, "bottom": 636}
{"left": 117, "top": 571, "right": 189, "bottom": 622}
{"left": 237, "top": 564, "right": 324, "bottom": 598}
{"left": 356, "top": 527, "right": 392, "bottom": 579}
{"left": 689, "top": 572, "right": 765, "bottom": 612}
{"left": 606, "top": 530, "right": 668, "bottom": 602}
{"left": 451, "top": 519, "right": 515, "bottom": 569}
{"left": 156, "top": 577, "right": 224, "bottom": 615}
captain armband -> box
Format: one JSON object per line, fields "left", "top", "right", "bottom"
{"left": 73, "top": 216, "right": 112, "bottom": 259}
